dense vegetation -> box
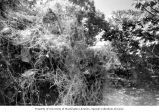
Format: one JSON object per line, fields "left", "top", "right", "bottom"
{"left": 0, "top": 0, "right": 159, "bottom": 106}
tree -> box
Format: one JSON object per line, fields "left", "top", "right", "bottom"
{"left": 103, "top": 0, "right": 159, "bottom": 87}
{"left": 69, "top": 0, "right": 110, "bottom": 45}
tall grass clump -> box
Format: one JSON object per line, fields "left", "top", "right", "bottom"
{"left": 0, "top": 0, "right": 120, "bottom": 105}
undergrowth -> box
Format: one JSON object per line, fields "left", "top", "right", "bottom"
{"left": 0, "top": 0, "right": 119, "bottom": 105}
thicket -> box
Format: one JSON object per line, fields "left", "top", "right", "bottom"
{"left": 0, "top": 0, "right": 119, "bottom": 105}
{"left": 105, "top": 0, "right": 159, "bottom": 89}
{"left": 0, "top": 0, "right": 159, "bottom": 106}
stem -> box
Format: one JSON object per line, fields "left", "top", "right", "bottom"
{"left": 143, "top": 6, "right": 156, "bottom": 16}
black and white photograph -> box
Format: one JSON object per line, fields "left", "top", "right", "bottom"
{"left": 0, "top": 0, "right": 159, "bottom": 110}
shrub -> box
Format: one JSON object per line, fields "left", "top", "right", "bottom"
{"left": 0, "top": 0, "right": 120, "bottom": 105}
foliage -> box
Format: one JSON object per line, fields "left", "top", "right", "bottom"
{"left": 103, "top": 0, "right": 159, "bottom": 88}
{"left": 2, "top": 0, "right": 159, "bottom": 106}
{"left": 0, "top": 0, "right": 118, "bottom": 105}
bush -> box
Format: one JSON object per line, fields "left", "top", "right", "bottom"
{"left": 0, "top": 0, "right": 119, "bottom": 105}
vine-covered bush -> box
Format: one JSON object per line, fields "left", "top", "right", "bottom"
{"left": 0, "top": 0, "right": 119, "bottom": 105}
